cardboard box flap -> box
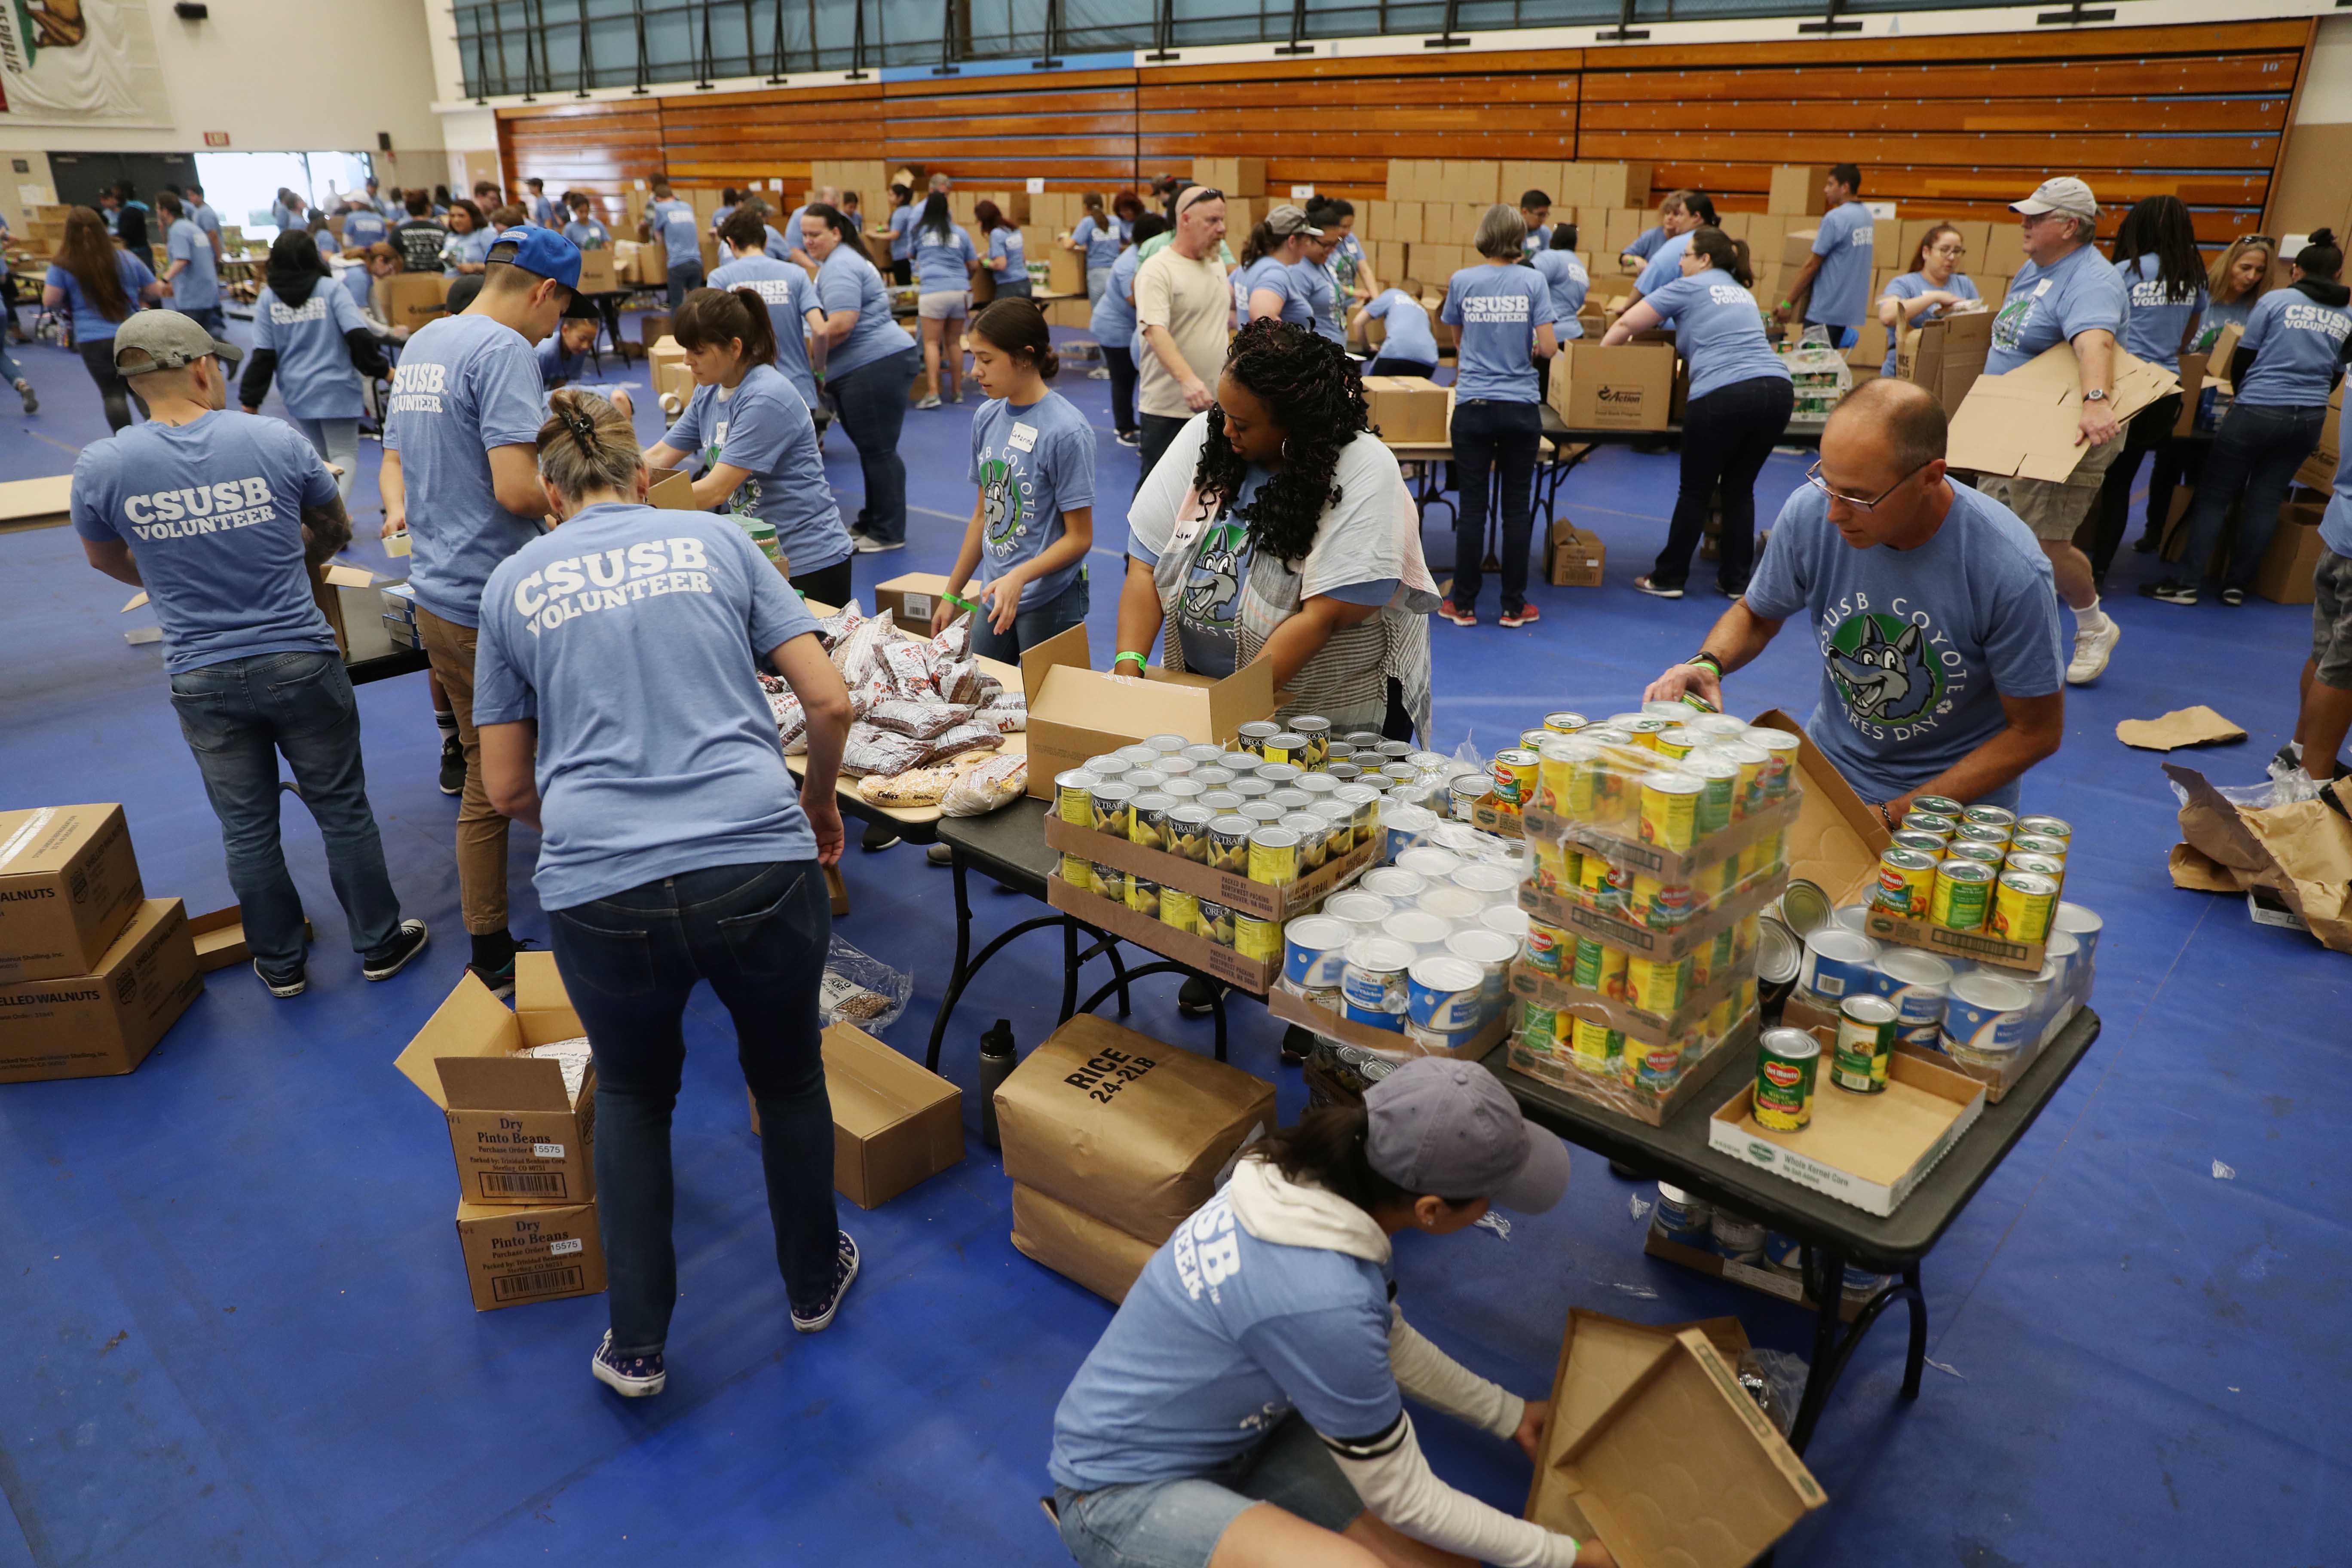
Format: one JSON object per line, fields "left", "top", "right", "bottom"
{"left": 0, "top": 804, "right": 113, "bottom": 876}
{"left": 1752, "top": 711, "right": 1882, "bottom": 905}
{"left": 649, "top": 469, "right": 697, "bottom": 510}
{"left": 1206, "top": 655, "right": 1277, "bottom": 743}
{"left": 437, "top": 1051, "right": 572, "bottom": 1112}
{"left": 1948, "top": 343, "right": 2179, "bottom": 482}
{"left": 511, "top": 949, "right": 583, "bottom": 1038}
{"left": 392, "top": 971, "right": 521, "bottom": 1106}
{"left": 823, "top": 1023, "right": 959, "bottom": 1139}
{"left": 1544, "top": 1311, "right": 1751, "bottom": 1465}
{"left": 1021, "top": 620, "right": 1094, "bottom": 698}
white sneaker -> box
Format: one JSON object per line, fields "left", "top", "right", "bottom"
{"left": 914, "top": 394, "right": 941, "bottom": 410}
{"left": 853, "top": 533, "right": 905, "bottom": 554}
{"left": 2067, "top": 617, "right": 2121, "bottom": 685}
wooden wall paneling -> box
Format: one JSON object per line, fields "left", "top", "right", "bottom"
{"left": 881, "top": 69, "right": 1139, "bottom": 189}
{"left": 662, "top": 85, "right": 887, "bottom": 187}
{"left": 499, "top": 102, "right": 665, "bottom": 229}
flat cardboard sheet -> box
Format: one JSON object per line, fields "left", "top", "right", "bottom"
{"left": 2116, "top": 706, "right": 2246, "bottom": 752}
{"left": 1948, "top": 341, "right": 2179, "bottom": 482}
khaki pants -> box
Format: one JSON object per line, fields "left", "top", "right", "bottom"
{"left": 416, "top": 605, "right": 511, "bottom": 937}
{"left": 1975, "top": 430, "right": 2126, "bottom": 542}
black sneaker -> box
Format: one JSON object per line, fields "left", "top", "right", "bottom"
{"left": 791, "top": 1231, "right": 861, "bottom": 1333}
{"left": 861, "top": 822, "right": 900, "bottom": 852}
{"left": 2273, "top": 742, "right": 2303, "bottom": 775}
{"left": 2220, "top": 586, "right": 2245, "bottom": 607}
{"left": 1178, "top": 975, "right": 1221, "bottom": 1017}
{"left": 254, "top": 959, "right": 307, "bottom": 998}
{"left": 590, "top": 1331, "right": 667, "bottom": 1397}
{"left": 2142, "top": 579, "right": 2199, "bottom": 606}
{"left": 2132, "top": 531, "right": 2159, "bottom": 554}
{"left": 13, "top": 378, "right": 34, "bottom": 414}
{"left": 1633, "top": 576, "right": 1684, "bottom": 599}
{"left": 438, "top": 734, "right": 464, "bottom": 796}
{"left": 361, "top": 919, "right": 430, "bottom": 981}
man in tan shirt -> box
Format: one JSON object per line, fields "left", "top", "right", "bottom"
{"left": 1134, "top": 186, "right": 1231, "bottom": 485}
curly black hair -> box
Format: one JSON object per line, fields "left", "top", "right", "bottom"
{"left": 1191, "top": 319, "right": 1370, "bottom": 564}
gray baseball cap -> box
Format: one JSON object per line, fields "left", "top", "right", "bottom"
{"left": 1265, "top": 204, "right": 1323, "bottom": 238}
{"left": 2010, "top": 177, "right": 2098, "bottom": 222}
{"left": 1365, "top": 1057, "right": 1572, "bottom": 1213}
{"left": 113, "top": 310, "right": 243, "bottom": 374}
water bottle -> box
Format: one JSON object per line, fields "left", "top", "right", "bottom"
{"left": 978, "top": 1019, "right": 1017, "bottom": 1152}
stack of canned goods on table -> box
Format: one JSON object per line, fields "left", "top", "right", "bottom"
{"left": 1871, "top": 802, "right": 2071, "bottom": 943}
{"left": 1652, "top": 1185, "right": 1890, "bottom": 1302}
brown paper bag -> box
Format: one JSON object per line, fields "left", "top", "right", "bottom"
{"left": 2117, "top": 706, "right": 2246, "bottom": 751}
{"left": 2166, "top": 764, "right": 2352, "bottom": 954}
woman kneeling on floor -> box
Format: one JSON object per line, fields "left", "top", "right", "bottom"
{"left": 1047, "top": 1058, "right": 1614, "bottom": 1568}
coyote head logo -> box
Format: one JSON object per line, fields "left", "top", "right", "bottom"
{"left": 1183, "top": 523, "right": 1245, "bottom": 626}
{"left": 1830, "top": 615, "right": 1935, "bottom": 722}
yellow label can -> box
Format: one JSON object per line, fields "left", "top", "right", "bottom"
{"left": 1234, "top": 913, "right": 1285, "bottom": 963}
{"left": 1247, "top": 827, "right": 1301, "bottom": 886}
{"left": 1992, "top": 870, "right": 2058, "bottom": 943}
{"left": 1570, "top": 1015, "right": 1626, "bottom": 1076}
{"left": 1638, "top": 772, "right": 1703, "bottom": 851}
{"left": 1159, "top": 885, "right": 1200, "bottom": 935}
{"left": 1059, "top": 853, "right": 1092, "bottom": 893}
{"left": 1625, "top": 952, "right": 1690, "bottom": 1014}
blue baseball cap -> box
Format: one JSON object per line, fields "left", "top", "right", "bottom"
{"left": 487, "top": 225, "right": 582, "bottom": 290}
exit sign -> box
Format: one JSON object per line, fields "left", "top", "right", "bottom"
{"left": 203, "top": 131, "right": 230, "bottom": 147}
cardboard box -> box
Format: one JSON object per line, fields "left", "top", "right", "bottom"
{"left": 1709, "top": 1044, "right": 1985, "bottom": 1217}
{"left": 1046, "top": 247, "right": 1086, "bottom": 297}
{"left": 1896, "top": 310, "right": 1991, "bottom": 418}
{"left": 2297, "top": 381, "right": 2344, "bottom": 492}
{"left": 1948, "top": 342, "right": 2178, "bottom": 484}
{"left": 2255, "top": 498, "right": 2327, "bottom": 606}
{"left": 1767, "top": 165, "right": 1832, "bottom": 217}
{"left": 1267, "top": 984, "right": 1510, "bottom": 1060}
{"left": 1503, "top": 162, "right": 1568, "bottom": 206}
{"left": 1582, "top": 162, "right": 1653, "bottom": 208}
{"left": 615, "top": 238, "right": 666, "bottom": 287}
{"left": 574, "top": 247, "right": 617, "bottom": 294}
{"left": 995, "top": 1013, "right": 1276, "bottom": 1244}
{"left": 1525, "top": 1313, "right": 1825, "bottom": 1564}
{"left": 0, "top": 898, "right": 202, "bottom": 1084}
{"left": 187, "top": 906, "right": 312, "bottom": 971}
{"left": 1019, "top": 624, "right": 1277, "bottom": 799}
{"left": 1548, "top": 341, "right": 1677, "bottom": 431}
{"left": 1010, "top": 1182, "right": 1160, "bottom": 1303}
{"left": 871, "top": 571, "right": 952, "bottom": 628}
{"left": 0, "top": 804, "right": 145, "bottom": 983}
{"left": 0, "top": 473, "right": 73, "bottom": 536}
{"left": 1641, "top": 1226, "right": 1865, "bottom": 1324}
{"left": 1390, "top": 202, "right": 1424, "bottom": 245}
{"left": 372, "top": 271, "right": 447, "bottom": 333}
{"left": 800, "top": 1023, "right": 964, "bottom": 1209}
{"left": 1548, "top": 520, "right": 1606, "bottom": 587}
{"left": 394, "top": 952, "right": 598, "bottom": 1207}
{"left": 649, "top": 335, "right": 692, "bottom": 406}
{"left": 453, "top": 1200, "right": 606, "bottom": 1311}
{"left": 1192, "top": 157, "right": 1265, "bottom": 197}
{"left": 1363, "top": 375, "right": 1450, "bottom": 444}
{"left": 1044, "top": 812, "right": 1378, "bottom": 924}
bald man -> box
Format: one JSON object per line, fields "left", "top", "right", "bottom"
{"left": 1646, "top": 378, "right": 2066, "bottom": 821}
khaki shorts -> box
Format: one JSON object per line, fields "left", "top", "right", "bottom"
{"left": 1975, "top": 430, "right": 2126, "bottom": 542}
{"left": 2315, "top": 547, "right": 2352, "bottom": 689}
{"left": 918, "top": 289, "right": 970, "bottom": 321}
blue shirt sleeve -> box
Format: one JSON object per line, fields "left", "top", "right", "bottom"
{"left": 740, "top": 526, "right": 823, "bottom": 652}
{"left": 1525, "top": 272, "right": 1556, "bottom": 329}
{"left": 1438, "top": 276, "right": 1463, "bottom": 327}
{"left": 1645, "top": 273, "right": 1699, "bottom": 321}
{"left": 251, "top": 290, "right": 278, "bottom": 352}
{"left": 2240, "top": 294, "right": 2275, "bottom": 357}
{"left": 1741, "top": 491, "right": 1816, "bottom": 623}
{"left": 717, "top": 382, "right": 792, "bottom": 477}
{"left": 1236, "top": 1305, "right": 1403, "bottom": 1444}
{"left": 1978, "top": 550, "right": 2068, "bottom": 701}
{"left": 1325, "top": 577, "right": 1399, "bottom": 608}
{"left": 477, "top": 337, "right": 552, "bottom": 448}
{"left": 818, "top": 261, "right": 862, "bottom": 314}
{"left": 662, "top": 386, "right": 708, "bottom": 456}
{"left": 1051, "top": 418, "right": 1097, "bottom": 514}
{"left": 68, "top": 447, "right": 118, "bottom": 544}
{"left": 1128, "top": 535, "right": 1161, "bottom": 566}
{"left": 330, "top": 282, "right": 368, "bottom": 336}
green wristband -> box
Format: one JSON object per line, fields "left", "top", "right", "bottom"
{"left": 1113, "top": 651, "right": 1147, "bottom": 672}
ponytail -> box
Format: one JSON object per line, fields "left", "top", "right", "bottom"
{"left": 1687, "top": 226, "right": 1753, "bottom": 288}
{"left": 673, "top": 285, "right": 778, "bottom": 370}
{"left": 2297, "top": 228, "right": 2343, "bottom": 282}
{"left": 1237, "top": 219, "right": 1280, "bottom": 268}
{"left": 536, "top": 389, "right": 645, "bottom": 502}
{"left": 971, "top": 297, "right": 1059, "bottom": 380}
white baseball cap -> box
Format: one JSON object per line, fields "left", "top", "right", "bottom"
{"left": 2010, "top": 177, "right": 2098, "bottom": 222}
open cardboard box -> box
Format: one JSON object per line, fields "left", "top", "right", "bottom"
{"left": 1525, "top": 1311, "right": 1825, "bottom": 1566}
{"left": 1047, "top": 873, "right": 1281, "bottom": 992}
{"left": 187, "top": 906, "right": 313, "bottom": 971}
{"left": 1895, "top": 310, "right": 1990, "bottom": 417}
{"left": 1548, "top": 520, "right": 1606, "bottom": 587}
{"left": 751, "top": 1023, "right": 964, "bottom": 1209}
{"left": 394, "top": 952, "right": 598, "bottom": 1206}
{"left": 1266, "top": 984, "right": 1512, "bottom": 1060}
{"left": 1548, "top": 340, "right": 1676, "bottom": 431}
{"left": 1043, "top": 812, "right": 1377, "bottom": 923}
{"left": 1020, "top": 624, "right": 1277, "bottom": 800}
{"left": 1948, "top": 341, "right": 2177, "bottom": 483}
{"left": 1363, "top": 376, "right": 1451, "bottom": 444}
{"left": 1506, "top": 1009, "right": 1757, "bottom": 1126}
{"left": 1710, "top": 1032, "right": 1985, "bottom": 1216}
{"left": 0, "top": 803, "right": 145, "bottom": 983}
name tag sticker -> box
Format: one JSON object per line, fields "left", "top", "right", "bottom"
{"left": 1008, "top": 423, "right": 1038, "bottom": 453}
{"left": 2034, "top": 280, "right": 2053, "bottom": 298}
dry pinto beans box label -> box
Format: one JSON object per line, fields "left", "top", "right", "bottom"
{"left": 453, "top": 1200, "right": 607, "bottom": 1312}
{"left": 394, "top": 952, "right": 599, "bottom": 1206}
{"left": 0, "top": 804, "right": 146, "bottom": 984}
{"left": 1019, "top": 623, "right": 1277, "bottom": 799}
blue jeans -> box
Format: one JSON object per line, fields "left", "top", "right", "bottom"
{"left": 830, "top": 347, "right": 919, "bottom": 544}
{"left": 1805, "top": 321, "right": 1859, "bottom": 350}
{"left": 547, "top": 860, "right": 839, "bottom": 1355}
{"left": 2179, "top": 401, "right": 2328, "bottom": 591}
{"left": 969, "top": 572, "right": 1090, "bottom": 664}
{"left": 1449, "top": 398, "right": 1543, "bottom": 615}
{"left": 182, "top": 305, "right": 228, "bottom": 339}
{"left": 167, "top": 649, "right": 404, "bottom": 971}
{"left": 664, "top": 259, "right": 705, "bottom": 312}
{"left": 1054, "top": 1413, "right": 1363, "bottom": 1568}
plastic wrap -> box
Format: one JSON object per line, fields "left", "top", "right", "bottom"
{"left": 845, "top": 670, "right": 891, "bottom": 720}
{"left": 830, "top": 609, "right": 897, "bottom": 685}
{"left": 821, "top": 935, "right": 911, "bottom": 1030}
{"left": 937, "top": 656, "right": 983, "bottom": 706}
{"left": 923, "top": 720, "right": 1007, "bottom": 764}
{"left": 878, "top": 639, "right": 938, "bottom": 701}
{"left": 941, "top": 752, "right": 1029, "bottom": 817}
{"left": 929, "top": 620, "right": 971, "bottom": 663}
{"left": 1783, "top": 327, "right": 1854, "bottom": 426}
{"left": 865, "top": 699, "right": 975, "bottom": 740}
{"left": 814, "top": 601, "right": 867, "bottom": 648}
{"left": 839, "top": 722, "right": 935, "bottom": 778}
{"left": 978, "top": 694, "right": 1028, "bottom": 733}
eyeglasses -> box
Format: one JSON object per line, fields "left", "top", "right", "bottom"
{"left": 1807, "top": 458, "right": 1931, "bottom": 513}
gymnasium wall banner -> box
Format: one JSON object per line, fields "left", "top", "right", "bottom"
{"left": 0, "top": 0, "right": 171, "bottom": 128}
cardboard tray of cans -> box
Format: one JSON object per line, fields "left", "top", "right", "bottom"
{"left": 1043, "top": 811, "right": 1378, "bottom": 922}
{"left": 1504, "top": 1010, "right": 1759, "bottom": 1127}
{"left": 1267, "top": 984, "right": 1512, "bottom": 1061}
{"left": 1510, "top": 949, "right": 1755, "bottom": 1041}
{"left": 1468, "top": 797, "right": 1524, "bottom": 839}
{"left": 1521, "top": 870, "right": 1788, "bottom": 964}
{"left": 1859, "top": 903, "right": 2045, "bottom": 974}
{"left": 1522, "top": 792, "right": 1803, "bottom": 883}
{"left": 1045, "top": 873, "right": 1281, "bottom": 993}
{"left": 1707, "top": 1038, "right": 1986, "bottom": 1217}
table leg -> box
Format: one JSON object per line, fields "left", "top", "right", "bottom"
{"left": 924, "top": 851, "right": 976, "bottom": 1072}
{"left": 1068, "top": 931, "right": 1131, "bottom": 1021}
{"left": 1900, "top": 1262, "right": 1928, "bottom": 1401}
{"left": 1785, "top": 1247, "right": 1931, "bottom": 1455}
{"left": 1060, "top": 918, "right": 1080, "bottom": 1021}
{"left": 1210, "top": 983, "right": 1228, "bottom": 1062}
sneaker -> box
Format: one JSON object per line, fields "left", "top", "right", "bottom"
{"left": 253, "top": 959, "right": 307, "bottom": 998}
{"left": 853, "top": 534, "right": 905, "bottom": 554}
{"left": 2220, "top": 586, "right": 2245, "bottom": 607}
{"left": 862, "top": 821, "right": 901, "bottom": 852}
{"left": 590, "top": 1331, "right": 667, "bottom": 1397}
{"left": 362, "top": 919, "right": 431, "bottom": 981}
{"left": 13, "top": 378, "right": 34, "bottom": 414}
{"left": 791, "top": 1231, "right": 861, "bottom": 1333}
{"left": 1280, "top": 1025, "right": 1314, "bottom": 1066}
{"left": 438, "top": 733, "right": 464, "bottom": 796}
{"left": 1438, "top": 597, "right": 1477, "bottom": 627}
{"left": 2273, "top": 741, "right": 2304, "bottom": 775}
{"left": 914, "top": 394, "right": 942, "bottom": 410}
{"left": 1498, "top": 603, "right": 1542, "bottom": 628}
{"left": 2142, "top": 579, "right": 2198, "bottom": 606}
{"left": 926, "top": 842, "right": 954, "bottom": 866}
{"left": 467, "top": 952, "right": 520, "bottom": 999}
{"left": 1088, "top": 367, "right": 1112, "bottom": 380}
{"left": 2066, "top": 618, "right": 2121, "bottom": 685}
{"left": 2132, "top": 531, "right": 2159, "bottom": 554}
{"left": 1115, "top": 429, "right": 1140, "bottom": 448}
{"left": 1178, "top": 975, "right": 1222, "bottom": 1017}
{"left": 1632, "top": 576, "right": 1684, "bottom": 599}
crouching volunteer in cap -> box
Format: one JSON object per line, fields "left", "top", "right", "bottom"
{"left": 1047, "top": 1057, "right": 1613, "bottom": 1568}
{"left": 1645, "top": 379, "right": 2065, "bottom": 821}
{"left": 73, "top": 312, "right": 428, "bottom": 997}
{"left": 1972, "top": 177, "right": 2132, "bottom": 686}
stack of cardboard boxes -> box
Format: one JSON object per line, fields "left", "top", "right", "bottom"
{"left": 0, "top": 805, "right": 204, "bottom": 1085}
{"left": 1362, "top": 160, "right": 1650, "bottom": 295}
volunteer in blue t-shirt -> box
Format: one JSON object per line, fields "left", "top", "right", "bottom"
{"left": 71, "top": 311, "right": 427, "bottom": 996}
{"left": 647, "top": 286, "right": 852, "bottom": 604}
{"left": 239, "top": 232, "right": 392, "bottom": 505}
{"left": 443, "top": 201, "right": 493, "bottom": 276}
{"left": 1068, "top": 198, "right": 1122, "bottom": 303}
{"left": 2133, "top": 236, "right": 2279, "bottom": 561}
{"left": 1648, "top": 379, "right": 2067, "bottom": 815}
{"left": 1875, "top": 222, "right": 1982, "bottom": 377}
{"left": 1091, "top": 211, "right": 1165, "bottom": 447}
{"left": 977, "top": 199, "right": 1029, "bottom": 301}
{"left": 910, "top": 194, "right": 980, "bottom": 410}
{"left": 44, "top": 205, "right": 165, "bottom": 431}
{"left": 643, "top": 181, "right": 704, "bottom": 308}
{"left": 1049, "top": 1059, "right": 1596, "bottom": 1568}
{"left": 157, "top": 193, "right": 224, "bottom": 338}
{"left": 185, "top": 184, "right": 225, "bottom": 261}
{"left": 1608, "top": 228, "right": 1793, "bottom": 599}
{"left": 1975, "top": 176, "right": 2132, "bottom": 688}
{"left": 1292, "top": 229, "right": 1344, "bottom": 347}
{"left": 2087, "top": 196, "right": 2207, "bottom": 582}
{"left": 1778, "top": 163, "right": 1874, "bottom": 348}
{"left": 885, "top": 185, "right": 919, "bottom": 285}
{"left": 1529, "top": 221, "right": 1589, "bottom": 343}
{"left": 341, "top": 201, "right": 389, "bottom": 251}
{"left": 1232, "top": 205, "right": 1321, "bottom": 331}
{"left": 1355, "top": 287, "right": 1439, "bottom": 379}
{"left": 1627, "top": 193, "right": 1712, "bottom": 314}
{"left": 524, "top": 179, "right": 556, "bottom": 228}
{"left": 805, "top": 204, "right": 919, "bottom": 550}
{"left": 380, "top": 227, "right": 573, "bottom": 994}
{"left": 1517, "top": 189, "right": 1553, "bottom": 257}
{"left": 562, "top": 192, "right": 611, "bottom": 251}
{"left": 1312, "top": 198, "right": 1378, "bottom": 338}
{"left": 1619, "top": 191, "right": 1685, "bottom": 270}
{"left": 471, "top": 386, "right": 859, "bottom": 1402}
{"left": 935, "top": 299, "right": 1094, "bottom": 665}
{"left": 2151, "top": 231, "right": 2352, "bottom": 607}
{"left": 712, "top": 210, "right": 825, "bottom": 409}
{"left": 1438, "top": 205, "right": 1557, "bottom": 629}
{"left": 2295, "top": 397, "right": 2352, "bottom": 786}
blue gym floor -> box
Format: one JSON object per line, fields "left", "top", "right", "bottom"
{"left": 3, "top": 309, "right": 2346, "bottom": 1568}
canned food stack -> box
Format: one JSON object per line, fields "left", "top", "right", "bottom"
{"left": 1507, "top": 707, "right": 1804, "bottom": 1108}
{"left": 1650, "top": 1185, "right": 1889, "bottom": 1305}
{"left": 1870, "top": 803, "right": 2072, "bottom": 947}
